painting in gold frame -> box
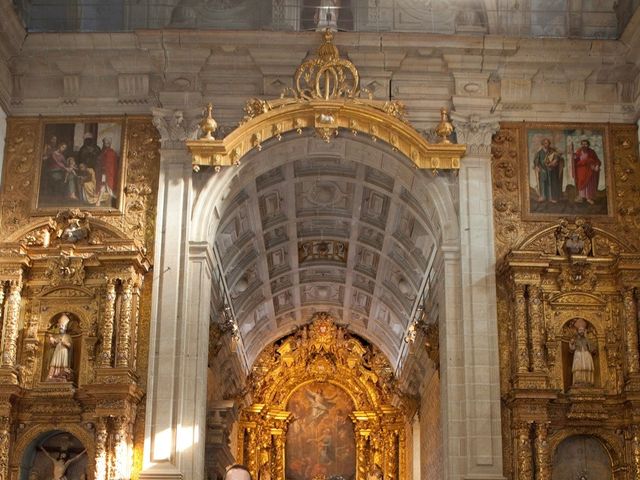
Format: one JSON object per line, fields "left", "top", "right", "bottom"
{"left": 34, "top": 117, "right": 128, "bottom": 213}
{"left": 520, "top": 123, "right": 614, "bottom": 220}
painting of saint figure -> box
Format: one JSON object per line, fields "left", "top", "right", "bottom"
{"left": 37, "top": 120, "right": 123, "bottom": 210}
{"left": 524, "top": 126, "right": 611, "bottom": 218}
{"left": 285, "top": 382, "right": 356, "bottom": 480}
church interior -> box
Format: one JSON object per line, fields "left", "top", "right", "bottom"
{"left": 0, "top": 1, "right": 640, "bottom": 479}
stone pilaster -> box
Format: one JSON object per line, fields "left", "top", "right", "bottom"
{"left": 1, "top": 281, "right": 21, "bottom": 367}
{"left": 450, "top": 101, "right": 504, "bottom": 480}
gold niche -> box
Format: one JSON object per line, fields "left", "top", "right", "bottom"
{"left": 237, "top": 313, "right": 405, "bottom": 480}
{"left": 187, "top": 30, "right": 465, "bottom": 171}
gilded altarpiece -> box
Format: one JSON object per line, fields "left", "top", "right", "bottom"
{"left": 0, "top": 117, "right": 160, "bottom": 480}
{"left": 492, "top": 123, "right": 640, "bottom": 480}
{"left": 237, "top": 313, "right": 405, "bottom": 480}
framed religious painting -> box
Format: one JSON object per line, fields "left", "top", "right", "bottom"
{"left": 33, "top": 117, "right": 126, "bottom": 213}
{"left": 520, "top": 123, "right": 614, "bottom": 220}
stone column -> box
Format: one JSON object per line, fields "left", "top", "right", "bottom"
{"left": 116, "top": 279, "right": 134, "bottom": 368}
{"left": 514, "top": 421, "right": 533, "bottom": 480}
{"left": 99, "top": 279, "right": 117, "bottom": 368}
{"left": 534, "top": 422, "right": 550, "bottom": 480}
{"left": 623, "top": 288, "right": 640, "bottom": 375}
{"left": 142, "top": 107, "right": 211, "bottom": 480}
{"left": 95, "top": 417, "right": 109, "bottom": 480}
{"left": 450, "top": 104, "right": 504, "bottom": 480}
{"left": 528, "top": 285, "right": 546, "bottom": 372}
{"left": 1, "top": 281, "right": 21, "bottom": 367}
{"left": 514, "top": 284, "right": 530, "bottom": 374}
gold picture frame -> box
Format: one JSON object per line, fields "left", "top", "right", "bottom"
{"left": 32, "top": 116, "right": 130, "bottom": 214}
{"left": 520, "top": 122, "right": 615, "bottom": 221}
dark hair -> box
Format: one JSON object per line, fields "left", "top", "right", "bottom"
{"left": 225, "top": 465, "right": 252, "bottom": 480}
{"left": 581, "top": 139, "right": 591, "bottom": 146}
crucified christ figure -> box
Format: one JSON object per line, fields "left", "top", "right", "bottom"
{"left": 39, "top": 446, "right": 86, "bottom": 480}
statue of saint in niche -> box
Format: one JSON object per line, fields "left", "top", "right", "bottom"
{"left": 569, "top": 318, "right": 597, "bottom": 387}
{"left": 46, "top": 313, "right": 74, "bottom": 382}
{"left": 39, "top": 446, "right": 86, "bottom": 480}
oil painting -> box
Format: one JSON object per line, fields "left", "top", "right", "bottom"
{"left": 523, "top": 124, "right": 612, "bottom": 219}
{"left": 36, "top": 120, "right": 123, "bottom": 211}
{"left": 285, "top": 382, "right": 356, "bottom": 480}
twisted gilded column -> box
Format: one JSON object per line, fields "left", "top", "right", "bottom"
{"left": 94, "top": 417, "right": 109, "bottom": 480}
{"left": 514, "top": 284, "right": 530, "bottom": 373}
{"left": 112, "top": 416, "right": 131, "bottom": 480}
{"left": 514, "top": 421, "right": 533, "bottom": 480}
{"left": 623, "top": 288, "right": 640, "bottom": 375}
{"left": 0, "top": 416, "right": 9, "bottom": 480}
{"left": 534, "top": 422, "right": 550, "bottom": 480}
{"left": 356, "top": 433, "right": 368, "bottom": 480}
{"left": 99, "top": 279, "right": 117, "bottom": 367}
{"left": 528, "top": 286, "right": 546, "bottom": 372}
{"left": 1, "top": 281, "right": 22, "bottom": 367}
{"left": 384, "top": 431, "right": 398, "bottom": 480}
{"left": 116, "top": 280, "right": 134, "bottom": 368}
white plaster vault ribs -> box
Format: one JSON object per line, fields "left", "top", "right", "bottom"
{"left": 211, "top": 139, "right": 440, "bottom": 367}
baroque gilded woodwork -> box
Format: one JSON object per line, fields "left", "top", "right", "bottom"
{"left": 0, "top": 116, "right": 159, "bottom": 480}
{"left": 492, "top": 123, "right": 640, "bottom": 479}
{"left": 186, "top": 30, "right": 466, "bottom": 172}
{"left": 236, "top": 312, "right": 405, "bottom": 480}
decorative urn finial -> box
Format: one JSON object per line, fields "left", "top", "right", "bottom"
{"left": 199, "top": 103, "right": 218, "bottom": 140}
{"left": 435, "top": 107, "right": 454, "bottom": 144}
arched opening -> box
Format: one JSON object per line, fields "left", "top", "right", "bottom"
{"left": 194, "top": 131, "right": 459, "bottom": 479}
{"left": 19, "top": 430, "right": 88, "bottom": 480}
{"left": 551, "top": 435, "right": 613, "bottom": 480}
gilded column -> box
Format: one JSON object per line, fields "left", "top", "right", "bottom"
{"left": 1, "top": 281, "right": 22, "bottom": 367}
{"left": 274, "top": 433, "right": 284, "bottom": 480}
{"left": 631, "top": 425, "right": 640, "bottom": 480}
{"left": 0, "top": 416, "right": 10, "bottom": 480}
{"left": 112, "top": 416, "right": 131, "bottom": 480}
{"left": 514, "top": 284, "right": 530, "bottom": 373}
{"left": 0, "top": 281, "right": 6, "bottom": 339}
{"left": 95, "top": 417, "right": 109, "bottom": 480}
{"left": 116, "top": 280, "right": 134, "bottom": 368}
{"left": 528, "top": 286, "right": 546, "bottom": 372}
{"left": 356, "top": 433, "right": 368, "bottom": 480}
{"left": 384, "top": 431, "right": 398, "bottom": 480}
{"left": 623, "top": 288, "right": 640, "bottom": 375}
{"left": 514, "top": 421, "right": 533, "bottom": 480}
{"left": 99, "top": 279, "right": 117, "bottom": 368}
{"left": 534, "top": 422, "right": 550, "bottom": 480}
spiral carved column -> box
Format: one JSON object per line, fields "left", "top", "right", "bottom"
{"left": 514, "top": 421, "right": 533, "bottom": 480}
{"left": 514, "top": 284, "right": 530, "bottom": 374}
{"left": 99, "top": 279, "right": 117, "bottom": 368}
{"left": 623, "top": 288, "right": 640, "bottom": 375}
{"left": 356, "top": 433, "right": 368, "bottom": 480}
{"left": 1, "top": 281, "right": 22, "bottom": 367}
{"left": 534, "top": 422, "right": 550, "bottom": 480}
{"left": 116, "top": 280, "right": 134, "bottom": 368}
{"left": 0, "top": 416, "right": 10, "bottom": 480}
{"left": 528, "top": 286, "right": 546, "bottom": 372}
{"left": 112, "top": 416, "right": 131, "bottom": 480}
{"left": 95, "top": 417, "right": 109, "bottom": 480}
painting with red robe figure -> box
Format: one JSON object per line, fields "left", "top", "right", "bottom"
{"left": 285, "top": 382, "right": 356, "bottom": 480}
{"left": 523, "top": 125, "right": 612, "bottom": 219}
{"left": 36, "top": 120, "right": 123, "bottom": 210}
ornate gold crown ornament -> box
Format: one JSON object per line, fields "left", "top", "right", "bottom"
{"left": 186, "top": 30, "right": 465, "bottom": 171}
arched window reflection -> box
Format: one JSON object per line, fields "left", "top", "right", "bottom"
{"left": 301, "top": 0, "right": 354, "bottom": 31}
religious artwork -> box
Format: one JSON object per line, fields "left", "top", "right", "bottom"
{"left": 43, "top": 313, "right": 80, "bottom": 383}
{"left": 24, "top": 432, "right": 88, "bottom": 480}
{"left": 301, "top": 0, "right": 353, "bottom": 31}
{"left": 522, "top": 124, "right": 612, "bottom": 219}
{"left": 551, "top": 435, "right": 613, "bottom": 480}
{"left": 569, "top": 318, "right": 597, "bottom": 387}
{"left": 285, "top": 382, "right": 356, "bottom": 480}
{"left": 36, "top": 119, "right": 124, "bottom": 211}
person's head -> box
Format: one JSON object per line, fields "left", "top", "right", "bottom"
{"left": 49, "top": 135, "right": 57, "bottom": 146}
{"left": 225, "top": 465, "right": 252, "bottom": 480}
{"left": 78, "top": 162, "right": 87, "bottom": 172}
{"left": 541, "top": 138, "right": 551, "bottom": 149}
{"left": 67, "top": 157, "right": 76, "bottom": 167}
{"left": 83, "top": 132, "right": 94, "bottom": 145}
{"left": 59, "top": 452, "right": 67, "bottom": 461}
{"left": 102, "top": 137, "right": 112, "bottom": 148}
{"left": 581, "top": 139, "right": 590, "bottom": 148}
{"left": 58, "top": 143, "right": 67, "bottom": 153}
